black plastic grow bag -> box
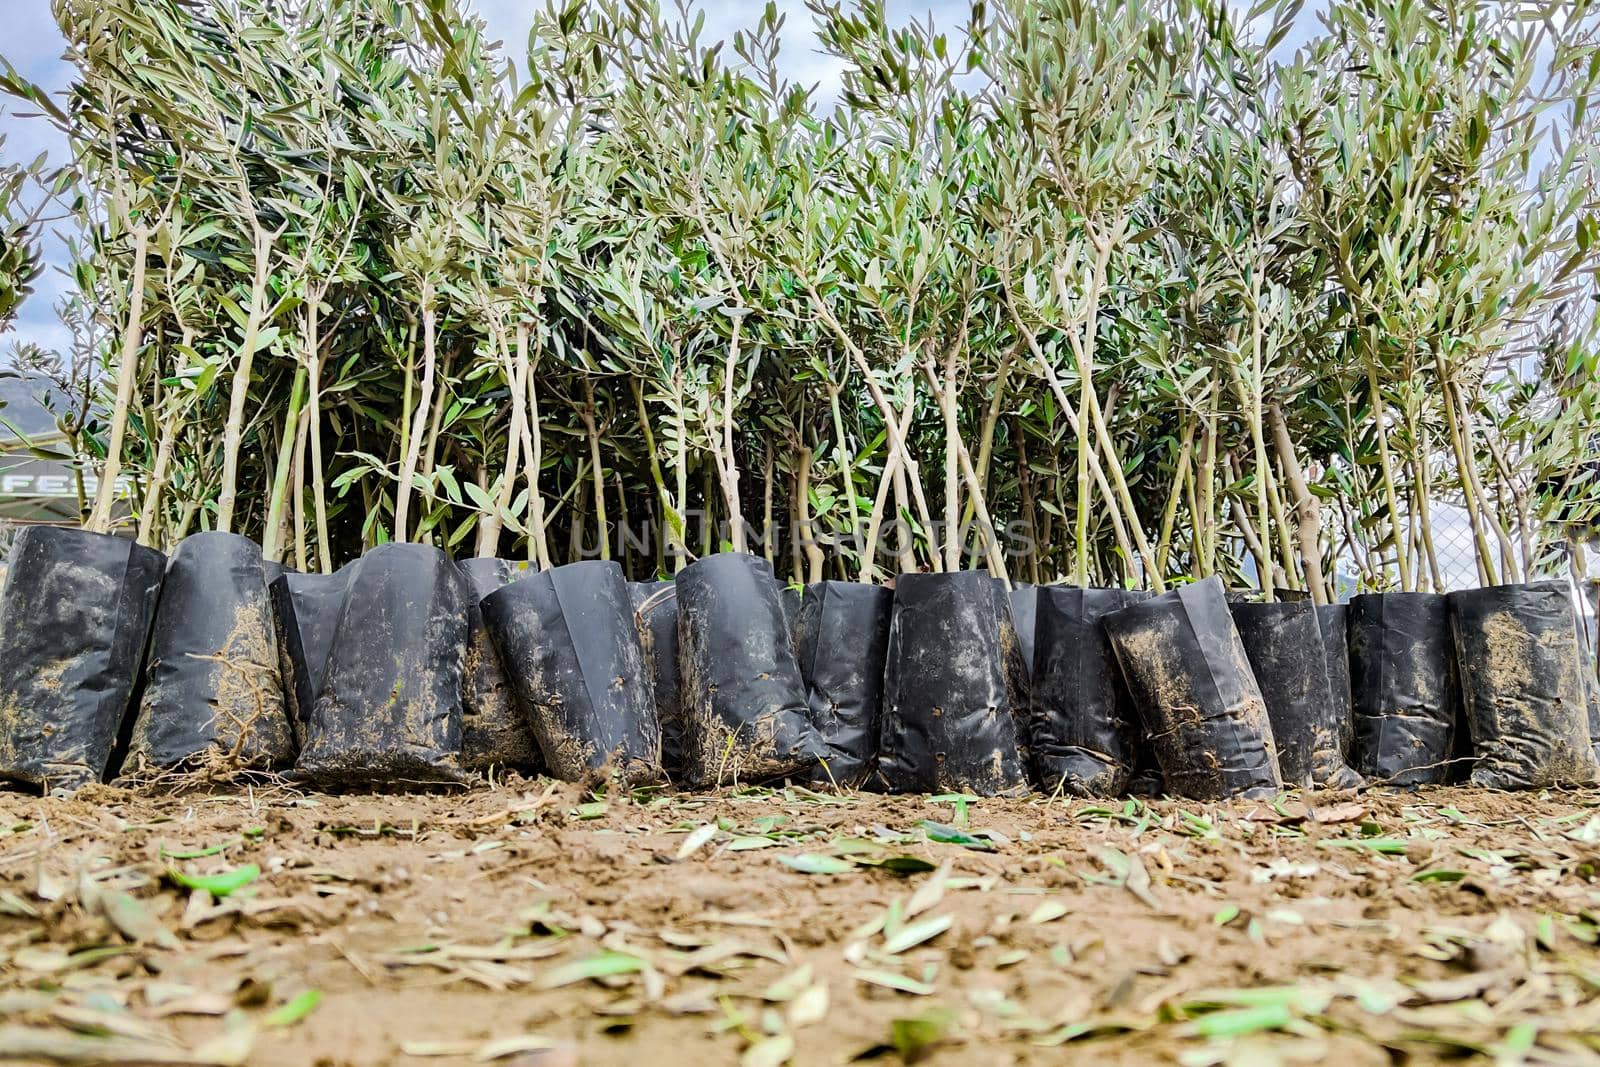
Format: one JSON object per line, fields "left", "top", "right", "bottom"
{"left": 1010, "top": 583, "right": 1039, "bottom": 686}
{"left": 1447, "top": 582, "right": 1597, "bottom": 789}
{"left": 124, "top": 532, "right": 293, "bottom": 775}
{"left": 1125, "top": 744, "right": 1165, "bottom": 797}
{"left": 1315, "top": 604, "right": 1356, "bottom": 762}
{"left": 0, "top": 528, "right": 166, "bottom": 792}
{"left": 269, "top": 567, "right": 351, "bottom": 747}
{"left": 676, "top": 553, "right": 823, "bottom": 786}
{"left": 1230, "top": 600, "right": 1363, "bottom": 790}
{"left": 630, "top": 579, "right": 685, "bottom": 780}
{"left": 876, "top": 570, "right": 1029, "bottom": 796}
{"left": 779, "top": 582, "right": 803, "bottom": 645}
{"left": 1102, "top": 577, "right": 1281, "bottom": 800}
{"left": 993, "top": 580, "right": 1032, "bottom": 733}
{"left": 481, "top": 561, "right": 661, "bottom": 785}
{"left": 793, "top": 581, "right": 893, "bottom": 788}
{"left": 1029, "top": 587, "right": 1148, "bottom": 797}
{"left": 296, "top": 543, "right": 469, "bottom": 787}
{"left": 458, "top": 558, "right": 541, "bottom": 772}
{"left": 1589, "top": 678, "right": 1600, "bottom": 768}
{"left": 1347, "top": 592, "right": 1460, "bottom": 786}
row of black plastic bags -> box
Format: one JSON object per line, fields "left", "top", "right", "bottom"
{"left": 0, "top": 526, "right": 1595, "bottom": 797}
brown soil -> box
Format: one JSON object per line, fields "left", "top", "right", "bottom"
{"left": 2, "top": 780, "right": 1599, "bottom": 1066}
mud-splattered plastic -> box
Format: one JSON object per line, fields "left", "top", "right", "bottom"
{"left": 1102, "top": 577, "right": 1281, "bottom": 800}
{"left": 269, "top": 568, "right": 351, "bottom": 747}
{"left": 992, "top": 580, "right": 1033, "bottom": 733}
{"left": 481, "top": 561, "right": 661, "bottom": 785}
{"left": 793, "top": 581, "right": 893, "bottom": 788}
{"left": 1588, "top": 684, "right": 1600, "bottom": 768}
{"left": 1447, "top": 582, "right": 1598, "bottom": 790}
{"left": 1315, "top": 605, "right": 1356, "bottom": 760}
{"left": 457, "top": 558, "right": 541, "bottom": 771}
{"left": 1029, "top": 587, "right": 1149, "bottom": 797}
{"left": 630, "top": 579, "right": 684, "bottom": 780}
{"left": 876, "top": 570, "right": 1029, "bottom": 796}
{"left": 0, "top": 528, "right": 165, "bottom": 792}
{"left": 676, "top": 553, "right": 823, "bottom": 786}
{"left": 1347, "top": 592, "right": 1460, "bottom": 786}
{"left": 125, "top": 532, "right": 294, "bottom": 774}
{"left": 296, "top": 543, "right": 469, "bottom": 787}
{"left": 1229, "top": 601, "right": 1363, "bottom": 791}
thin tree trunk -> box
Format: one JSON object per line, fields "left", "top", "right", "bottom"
{"left": 1197, "top": 397, "right": 1218, "bottom": 578}
{"left": 797, "top": 446, "right": 824, "bottom": 582}
{"left": 859, "top": 396, "right": 917, "bottom": 583}
{"left": 717, "top": 317, "right": 747, "bottom": 552}
{"left": 216, "top": 224, "right": 277, "bottom": 535}
{"left": 940, "top": 345, "right": 961, "bottom": 571}
{"left": 521, "top": 325, "right": 551, "bottom": 569}
{"left": 825, "top": 383, "right": 860, "bottom": 555}
{"left": 261, "top": 366, "right": 307, "bottom": 562}
{"left": 805, "top": 282, "right": 937, "bottom": 549}
{"left": 476, "top": 325, "right": 524, "bottom": 557}
{"left": 1367, "top": 363, "right": 1415, "bottom": 590}
{"left": 633, "top": 377, "right": 685, "bottom": 567}
{"left": 1268, "top": 403, "right": 1328, "bottom": 604}
{"left": 393, "top": 284, "right": 439, "bottom": 542}
{"left": 292, "top": 392, "right": 309, "bottom": 572}
{"left": 762, "top": 437, "right": 775, "bottom": 566}
{"left": 136, "top": 324, "right": 193, "bottom": 547}
{"left": 963, "top": 345, "right": 1016, "bottom": 568}
{"left": 1435, "top": 371, "right": 1497, "bottom": 586}
{"left": 89, "top": 226, "right": 151, "bottom": 533}
{"left": 1155, "top": 421, "right": 1194, "bottom": 578}
{"left": 579, "top": 379, "right": 610, "bottom": 562}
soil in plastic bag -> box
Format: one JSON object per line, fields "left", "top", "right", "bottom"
{"left": 630, "top": 579, "right": 685, "bottom": 780}
{"left": 1102, "top": 576, "right": 1281, "bottom": 800}
{"left": 125, "top": 532, "right": 294, "bottom": 775}
{"left": 269, "top": 567, "right": 351, "bottom": 747}
{"left": 793, "top": 581, "right": 893, "bottom": 788}
{"left": 1029, "top": 587, "right": 1149, "bottom": 798}
{"left": 1448, "top": 581, "right": 1598, "bottom": 790}
{"left": 296, "top": 543, "right": 469, "bottom": 787}
{"left": 877, "top": 570, "right": 1029, "bottom": 796}
{"left": 676, "top": 553, "right": 823, "bottom": 786}
{"left": 1316, "top": 605, "right": 1356, "bottom": 761}
{"left": 1230, "top": 600, "right": 1363, "bottom": 790}
{"left": 1347, "top": 592, "right": 1460, "bottom": 786}
{"left": 0, "top": 528, "right": 165, "bottom": 792}
{"left": 481, "top": 561, "right": 661, "bottom": 785}
{"left": 457, "top": 558, "right": 541, "bottom": 772}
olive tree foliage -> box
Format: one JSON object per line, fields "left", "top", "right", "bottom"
{"left": 0, "top": 129, "right": 45, "bottom": 335}
{"left": 0, "top": 0, "right": 1593, "bottom": 591}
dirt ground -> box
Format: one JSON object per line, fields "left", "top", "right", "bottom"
{"left": 2, "top": 779, "right": 1599, "bottom": 1066}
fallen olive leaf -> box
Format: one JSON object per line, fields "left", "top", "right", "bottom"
{"left": 166, "top": 865, "right": 261, "bottom": 897}
{"left": 263, "top": 990, "right": 321, "bottom": 1028}
{"left": 537, "top": 951, "right": 646, "bottom": 988}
